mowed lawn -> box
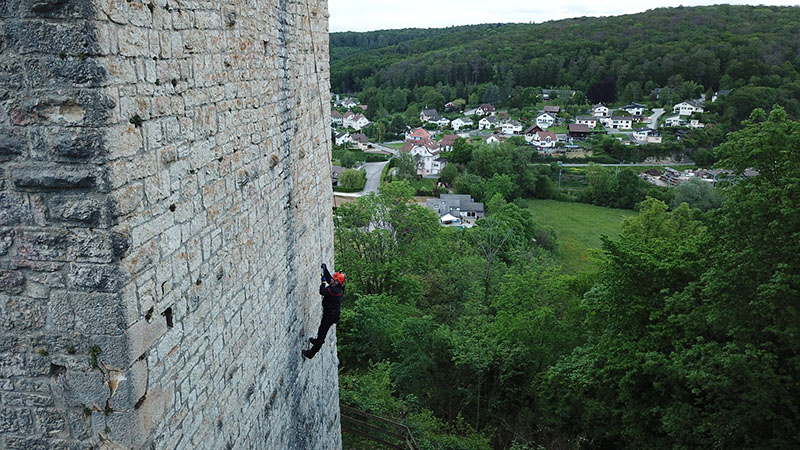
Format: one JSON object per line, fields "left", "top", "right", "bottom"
{"left": 524, "top": 199, "right": 637, "bottom": 274}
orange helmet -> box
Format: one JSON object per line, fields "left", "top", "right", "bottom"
{"left": 332, "top": 272, "right": 346, "bottom": 285}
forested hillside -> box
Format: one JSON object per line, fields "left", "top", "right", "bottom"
{"left": 331, "top": 5, "right": 800, "bottom": 129}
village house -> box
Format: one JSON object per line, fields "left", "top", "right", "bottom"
{"left": 485, "top": 133, "right": 502, "bottom": 144}
{"left": 523, "top": 124, "right": 544, "bottom": 143}
{"left": 438, "top": 134, "right": 458, "bottom": 151}
{"left": 622, "top": 102, "right": 646, "bottom": 116}
{"left": 592, "top": 103, "right": 609, "bottom": 117}
{"left": 500, "top": 121, "right": 524, "bottom": 135}
{"left": 331, "top": 165, "right": 344, "bottom": 186}
{"left": 402, "top": 138, "right": 445, "bottom": 176}
{"left": 420, "top": 109, "right": 441, "bottom": 122}
{"left": 664, "top": 114, "right": 683, "bottom": 127}
{"left": 331, "top": 110, "right": 344, "bottom": 126}
{"left": 344, "top": 112, "right": 370, "bottom": 130}
{"left": 673, "top": 100, "right": 704, "bottom": 116}
{"left": 632, "top": 128, "right": 662, "bottom": 144}
{"left": 712, "top": 90, "right": 731, "bottom": 102}
{"left": 531, "top": 130, "right": 558, "bottom": 148}
{"left": 349, "top": 133, "right": 369, "bottom": 150}
{"left": 338, "top": 97, "right": 357, "bottom": 108}
{"left": 543, "top": 105, "right": 560, "bottom": 115}
{"left": 451, "top": 117, "right": 473, "bottom": 131}
{"left": 688, "top": 118, "right": 705, "bottom": 129}
{"left": 535, "top": 112, "right": 556, "bottom": 129}
{"left": 602, "top": 116, "right": 633, "bottom": 129}
{"left": 334, "top": 131, "right": 350, "bottom": 146}
{"left": 568, "top": 123, "right": 591, "bottom": 139}
{"left": 478, "top": 116, "right": 499, "bottom": 130}
{"left": 575, "top": 116, "right": 598, "bottom": 128}
{"left": 426, "top": 194, "right": 485, "bottom": 226}
{"left": 476, "top": 103, "right": 496, "bottom": 116}
{"left": 406, "top": 127, "right": 432, "bottom": 141}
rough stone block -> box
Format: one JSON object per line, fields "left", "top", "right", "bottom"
{"left": 35, "top": 408, "right": 67, "bottom": 436}
{"left": 0, "top": 192, "right": 33, "bottom": 226}
{"left": 49, "top": 128, "right": 105, "bottom": 161}
{"left": 3, "top": 391, "right": 54, "bottom": 408}
{"left": 0, "top": 126, "right": 26, "bottom": 158}
{"left": 2, "top": 436, "right": 52, "bottom": 450}
{"left": 48, "top": 290, "right": 125, "bottom": 335}
{"left": 11, "top": 166, "right": 98, "bottom": 190}
{"left": 23, "top": 0, "right": 94, "bottom": 19}
{"left": 0, "top": 270, "right": 25, "bottom": 294}
{"left": 0, "top": 229, "right": 14, "bottom": 256}
{"left": 16, "top": 229, "right": 71, "bottom": 261}
{"left": 1, "top": 295, "right": 46, "bottom": 332}
{"left": 4, "top": 20, "right": 99, "bottom": 56}
{"left": 62, "top": 369, "right": 107, "bottom": 409}
{"left": 46, "top": 195, "right": 105, "bottom": 226}
{"left": 67, "top": 263, "right": 123, "bottom": 292}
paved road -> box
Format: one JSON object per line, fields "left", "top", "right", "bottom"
{"left": 362, "top": 161, "right": 388, "bottom": 193}
{"left": 648, "top": 108, "right": 665, "bottom": 129}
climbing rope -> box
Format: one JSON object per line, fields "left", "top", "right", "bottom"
{"left": 302, "top": 0, "right": 332, "bottom": 263}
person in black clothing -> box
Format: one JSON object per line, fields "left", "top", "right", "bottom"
{"left": 302, "top": 264, "right": 345, "bottom": 360}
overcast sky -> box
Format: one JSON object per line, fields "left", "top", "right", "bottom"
{"left": 328, "top": 1, "right": 799, "bottom": 32}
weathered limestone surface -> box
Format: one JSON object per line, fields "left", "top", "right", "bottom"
{"left": 1, "top": 0, "right": 338, "bottom": 448}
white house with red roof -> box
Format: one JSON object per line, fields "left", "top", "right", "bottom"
{"left": 401, "top": 138, "right": 446, "bottom": 176}
{"left": 531, "top": 130, "right": 558, "bottom": 148}
{"left": 345, "top": 113, "right": 370, "bottom": 130}
{"left": 405, "top": 127, "right": 432, "bottom": 141}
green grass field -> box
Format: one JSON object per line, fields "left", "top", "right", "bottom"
{"left": 523, "top": 199, "right": 637, "bottom": 274}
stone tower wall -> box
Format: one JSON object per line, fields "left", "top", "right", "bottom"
{"left": 1, "top": 1, "right": 339, "bottom": 448}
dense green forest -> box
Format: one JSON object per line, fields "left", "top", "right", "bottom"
{"left": 335, "top": 108, "right": 800, "bottom": 448}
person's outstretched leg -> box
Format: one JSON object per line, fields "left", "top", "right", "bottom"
{"left": 303, "top": 313, "right": 336, "bottom": 359}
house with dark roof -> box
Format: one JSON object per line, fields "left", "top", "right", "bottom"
{"left": 478, "top": 116, "right": 499, "bottom": 130}
{"left": 477, "top": 103, "right": 496, "bottom": 116}
{"left": 568, "top": 123, "right": 591, "bottom": 139}
{"left": 425, "top": 194, "right": 485, "bottom": 225}
{"left": 622, "top": 102, "right": 646, "bottom": 116}
{"left": 349, "top": 133, "right": 369, "bottom": 149}
{"left": 592, "top": 103, "right": 609, "bottom": 117}
{"left": 524, "top": 125, "right": 544, "bottom": 143}
{"left": 544, "top": 105, "right": 560, "bottom": 115}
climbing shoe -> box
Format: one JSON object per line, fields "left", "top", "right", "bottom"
{"left": 302, "top": 349, "right": 314, "bottom": 360}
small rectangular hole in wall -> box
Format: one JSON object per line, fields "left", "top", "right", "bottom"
{"left": 145, "top": 307, "right": 154, "bottom": 322}
{"left": 50, "top": 363, "right": 66, "bottom": 376}
{"left": 163, "top": 307, "right": 173, "bottom": 328}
